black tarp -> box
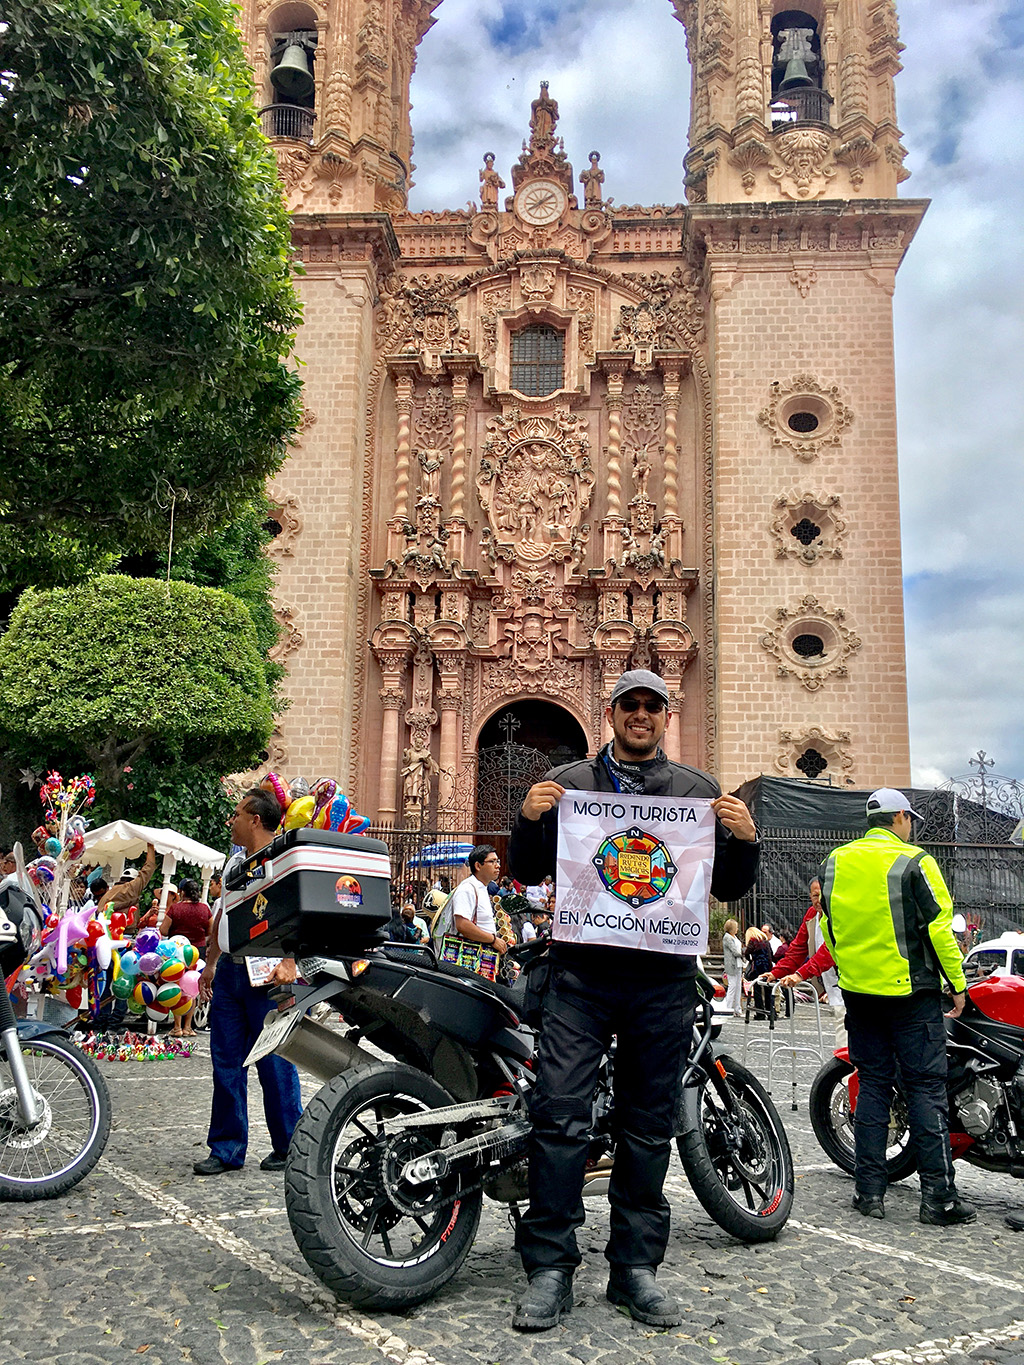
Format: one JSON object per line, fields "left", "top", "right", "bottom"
{"left": 728, "top": 776, "right": 1024, "bottom": 941}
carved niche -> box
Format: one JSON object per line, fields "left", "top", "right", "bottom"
{"left": 476, "top": 409, "right": 595, "bottom": 564}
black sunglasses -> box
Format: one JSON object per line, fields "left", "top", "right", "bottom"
{"left": 616, "top": 697, "right": 666, "bottom": 714}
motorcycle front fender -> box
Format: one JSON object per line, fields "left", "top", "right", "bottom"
{"left": 0, "top": 1019, "right": 69, "bottom": 1057}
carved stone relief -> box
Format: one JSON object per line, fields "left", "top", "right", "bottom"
{"left": 760, "top": 596, "right": 862, "bottom": 691}
{"left": 476, "top": 409, "right": 595, "bottom": 564}
{"left": 774, "top": 726, "right": 855, "bottom": 783}
{"left": 768, "top": 129, "right": 837, "bottom": 201}
{"left": 769, "top": 492, "right": 846, "bottom": 564}
{"left": 758, "top": 375, "right": 853, "bottom": 462}
{"left": 265, "top": 491, "right": 303, "bottom": 557}
{"left": 269, "top": 604, "right": 305, "bottom": 662}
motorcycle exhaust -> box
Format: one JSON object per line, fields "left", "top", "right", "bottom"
{"left": 277, "top": 1016, "right": 378, "bottom": 1084}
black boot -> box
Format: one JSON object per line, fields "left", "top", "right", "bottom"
{"left": 607, "top": 1266, "right": 682, "bottom": 1328}
{"left": 851, "top": 1192, "right": 885, "bottom": 1219}
{"left": 512, "top": 1270, "right": 573, "bottom": 1331}
{"left": 919, "top": 1193, "right": 977, "bottom": 1226}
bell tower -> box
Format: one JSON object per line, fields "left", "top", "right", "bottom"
{"left": 674, "top": 0, "right": 926, "bottom": 788}
{"left": 676, "top": 0, "right": 909, "bottom": 202}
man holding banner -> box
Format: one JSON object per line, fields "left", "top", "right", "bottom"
{"left": 507, "top": 669, "right": 759, "bottom": 1331}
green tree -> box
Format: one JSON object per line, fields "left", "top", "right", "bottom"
{"left": 0, "top": 574, "right": 275, "bottom": 805}
{"left": 0, "top": 0, "right": 302, "bottom": 563}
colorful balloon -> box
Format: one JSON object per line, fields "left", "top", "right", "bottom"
{"left": 135, "top": 928, "right": 160, "bottom": 955}
{"left": 132, "top": 980, "right": 157, "bottom": 1009}
{"left": 119, "top": 950, "right": 140, "bottom": 977}
{"left": 181, "top": 944, "right": 200, "bottom": 970}
{"left": 110, "top": 975, "right": 133, "bottom": 1000}
{"left": 282, "top": 795, "right": 315, "bottom": 831}
{"left": 178, "top": 971, "right": 201, "bottom": 999}
{"left": 138, "top": 951, "right": 162, "bottom": 975}
{"left": 159, "top": 958, "right": 185, "bottom": 982}
{"left": 156, "top": 982, "right": 183, "bottom": 1010}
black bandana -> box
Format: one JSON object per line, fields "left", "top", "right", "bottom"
{"left": 602, "top": 744, "right": 662, "bottom": 796}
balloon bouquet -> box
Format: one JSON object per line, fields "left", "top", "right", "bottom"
{"left": 20, "top": 771, "right": 204, "bottom": 1057}
{"left": 261, "top": 773, "right": 371, "bottom": 836}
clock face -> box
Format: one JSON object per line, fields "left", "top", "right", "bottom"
{"left": 515, "top": 179, "right": 567, "bottom": 226}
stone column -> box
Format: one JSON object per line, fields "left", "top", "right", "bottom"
{"left": 600, "top": 358, "right": 631, "bottom": 563}
{"left": 378, "top": 682, "right": 407, "bottom": 822}
{"left": 658, "top": 360, "right": 686, "bottom": 565}
{"left": 442, "top": 357, "right": 480, "bottom": 565}
{"left": 386, "top": 359, "right": 421, "bottom": 561}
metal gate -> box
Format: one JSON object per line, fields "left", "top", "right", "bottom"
{"left": 475, "top": 742, "right": 552, "bottom": 834}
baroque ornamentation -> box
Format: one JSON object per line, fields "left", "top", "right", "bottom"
{"left": 265, "top": 491, "right": 303, "bottom": 557}
{"left": 788, "top": 264, "right": 818, "bottom": 298}
{"left": 758, "top": 375, "right": 853, "bottom": 461}
{"left": 774, "top": 726, "right": 855, "bottom": 782}
{"left": 835, "top": 135, "right": 881, "bottom": 190}
{"left": 616, "top": 266, "right": 705, "bottom": 346}
{"left": 729, "top": 138, "right": 772, "bottom": 195}
{"left": 269, "top": 604, "right": 305, "bottom": 662}
{"left": 769, "top": 129, "right": 837, "bottom": 201}
{"left": 760, "top": 596, "right": 862, "bottom": 691}
{"left": 769, "top": 491, "right": 846, "bottom": 565}
{"left": 480, "top": 656, "right": 583, "bottom": 701}
{"left": 520, "top": 261, "right": 556, "bottom": 301}
{"left": 476, "top": 408, "right": 595, "bottom": 564}
{"left": 413, "top": 382, "right": 453, "bottom": 500}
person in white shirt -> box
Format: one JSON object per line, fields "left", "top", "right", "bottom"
{"left": 451, "top": 845, "right": 507, "bottom": 957}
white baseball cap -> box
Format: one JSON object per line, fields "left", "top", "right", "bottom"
{"left": 866, "top": 788, "right": 923, "bottom": 820}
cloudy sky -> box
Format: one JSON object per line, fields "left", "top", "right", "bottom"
{"left": 405, "top": 0, "right": 1024, "bottom": 790}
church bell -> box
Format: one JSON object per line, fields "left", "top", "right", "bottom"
{"left": 271, "top": 42, "right": 314, "bottom": 102}
{"left": 779, "top": 54, "right": 815, "bottom": 90}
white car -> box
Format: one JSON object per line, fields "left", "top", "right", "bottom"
{"left": 962, "top": 931, "right": 1024, "bottom": 983}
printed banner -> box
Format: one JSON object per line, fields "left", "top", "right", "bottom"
{"left": 554, "top": 790, "right": 717, "bottom": 955}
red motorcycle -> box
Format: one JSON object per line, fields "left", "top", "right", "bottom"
{"left": 810, "top": 974, "right": 1024, "bottom": 1182}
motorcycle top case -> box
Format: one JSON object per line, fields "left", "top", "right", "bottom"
{"left": 224, "top": 828, "right": 391, "bottom": 957}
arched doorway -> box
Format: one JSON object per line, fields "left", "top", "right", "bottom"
{"left": 476, "top": 701, "right": 589, "bottom": 833}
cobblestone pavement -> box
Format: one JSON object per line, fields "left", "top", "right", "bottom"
{"left": 3, "top": 1005, "right": 1023, "bottom": 1365}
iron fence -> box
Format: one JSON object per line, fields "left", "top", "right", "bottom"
{"left": 259, "top": 103, "right": 315, "bottom": 141}
{"left": 367, "top": 822, "right": 510, "bottom": 907}
{"left": 729, "top": 827, "right": 1024, "bottom": 943}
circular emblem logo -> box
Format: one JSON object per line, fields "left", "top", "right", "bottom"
{"left": 592, "top": 827, "right": 678, "bottom": 908}
{"left": 335, "top": 876, "right": 363, "bottom": 907}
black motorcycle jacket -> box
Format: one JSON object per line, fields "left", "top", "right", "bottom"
{"left": 507, "top": 744, "right": 760, "bottom": 979}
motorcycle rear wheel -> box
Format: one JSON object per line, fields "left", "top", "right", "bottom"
{"left": 0, "top": 1034, "right": 111, "bottom": 1200}
{"left": 285, "top": 1062, "right": 483, "bottom": 1310}
{"left": 808, "top": 1056, "right": 918, "bottom": 1182}
{"left": 677, "top": 1053, "right": 793, "bottom": 1240}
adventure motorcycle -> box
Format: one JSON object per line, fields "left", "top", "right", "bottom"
{"left": 0, "top": 884, "right": 112, "bottom": 1200}
{"left": 248, "top": 941, "right": 794, "bottom": 1311}
{"left": 809, "top": 973, "right": 1024, "bottom": 1184}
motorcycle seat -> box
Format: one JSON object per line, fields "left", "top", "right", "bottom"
{"left": 380, "top": 944, "right": 526, "bottom": 1015}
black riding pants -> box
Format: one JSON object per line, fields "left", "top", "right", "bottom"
{"left": 843, "top": 989, "right": 954, "bottom": 1200}
{"left": 519, "top": 962, "right": 696, "bottom": 1275}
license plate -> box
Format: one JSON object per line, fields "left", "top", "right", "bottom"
{"left": 245, "top": 1005, "right": 303, "bottom": 1067}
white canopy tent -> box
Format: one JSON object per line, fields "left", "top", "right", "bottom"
{"left": 82, "top": 820, "right": 226, "bottom": 911}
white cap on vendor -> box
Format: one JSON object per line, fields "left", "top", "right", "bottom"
{"left": 609, "top": 669, "right": 670, "bottom": 708}
{"left": 866, "top": 787, "right": 923, "bottom": 820}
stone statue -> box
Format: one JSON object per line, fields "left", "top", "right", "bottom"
{"left": 580, "top": 151, "right": 605, "bottom": 208}
{"left": 479, "top": 152, "right": 505, "bottom": 208}
{"left": 530, "top": 82, "right": 558, "bottom": 143}
{"left": 401, "top": 744, "right": 439, "bottom": 808}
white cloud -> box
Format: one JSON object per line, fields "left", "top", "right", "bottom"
{"left": 407, "top": 0, "right": 1024, "bottom": 786}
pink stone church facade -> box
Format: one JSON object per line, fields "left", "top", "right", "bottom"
{"left": 239, "top": 0, "right": 921, "bottom": 829}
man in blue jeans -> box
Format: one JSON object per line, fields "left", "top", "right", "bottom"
{"left": 193, "top": 787, "right": 302, "bottom": 1175}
